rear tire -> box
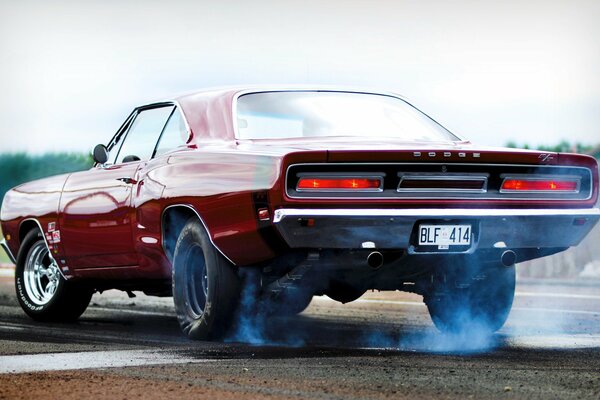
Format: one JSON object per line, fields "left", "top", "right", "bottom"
{"left": 172, "top": 218, "right": 240, "bottom": 340}
{"left": 15, "top": 229, "right": 92, "bottom": 322}
{"left": 425, "top": 263, "right": 515, "bottom": 335}
{"left": 325, "top": 281, "right": 365, "bottom": 304}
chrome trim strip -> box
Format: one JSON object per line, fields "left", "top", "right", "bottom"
{"left": 161, "top": 204, "right": 236, "bottom": 266}
{"left": 285, "top": 162, "right": 594, "bottom": 201}
{"left": 397, "top": 174, "right": 488, "bottom": 193}
{"left": 0, "top": 238, "right": 16, "bottom": 264}
{"left": 273, "top": 207, "right": 600, "bottom": 223}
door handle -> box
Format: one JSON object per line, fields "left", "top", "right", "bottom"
{"left": 116, "top": 177, "right": 138, "bottom": 185}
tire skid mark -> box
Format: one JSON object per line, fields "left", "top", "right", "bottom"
{"left": 0, "top": 320, "right": 184, "bottom": 347}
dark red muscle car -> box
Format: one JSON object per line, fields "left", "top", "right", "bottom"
{"left": 1, "top": 87, "right": 598, "bottom": 339}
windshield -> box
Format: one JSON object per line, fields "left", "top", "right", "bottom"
{"left": 236, "top": 91, "right": 459, "bottom": 141}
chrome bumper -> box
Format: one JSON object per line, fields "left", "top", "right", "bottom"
{"left": 273, "top": 208, "right": 600, "bottom": 253}
{"left": 0, "top": 238, "right": 16, "bottom": 264}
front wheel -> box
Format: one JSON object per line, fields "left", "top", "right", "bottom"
{"left": 424, "top": 263, "right": 515, "bottom": 335}
{"left": 172, "top": 218, "right": 240, "bottom": 340}
{"left": 15, "top": 229, "right": 93, "bottom": 321}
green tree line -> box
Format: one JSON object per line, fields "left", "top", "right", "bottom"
{"left": 0, "top": 153, "right": 93, "bottom": 203}
{"left": 505, "top": 140, "right": 597, "bottom": 155}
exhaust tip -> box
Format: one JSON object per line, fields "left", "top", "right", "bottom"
{"left": 501, "top": 250, "right": 517, "bottom": 267}
{"left": 367, "top": 251, "right": 384, "bottom": 269}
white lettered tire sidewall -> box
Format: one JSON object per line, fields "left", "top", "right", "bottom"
{"left": 16, "top": 231, "right": 62, "bottom": 316}
{"left": 15, "top": 229, "right": 93, "bottom": 322}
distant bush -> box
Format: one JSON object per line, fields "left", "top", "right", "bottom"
{"left": 505, "top": 140, "right": 595, "bottom": 155}
{"left": 0, "top": 153, "right": 93, "bottom": 203}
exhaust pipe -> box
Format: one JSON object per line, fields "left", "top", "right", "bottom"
{"left": 367, "top": 251, "right": 384, "bottom": 269}
{"left": 501, "top": 250, "right": 517, "bottom": 267}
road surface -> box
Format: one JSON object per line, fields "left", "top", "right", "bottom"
{"left": 0, "top": 266, "right": 598, "bottom": 399}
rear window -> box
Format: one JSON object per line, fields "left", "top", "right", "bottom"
{"left": 236, "top": 91, "right": 459, "bottom": 142}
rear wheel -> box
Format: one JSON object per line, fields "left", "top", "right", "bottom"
{"left": 325, "top": 281, "right": 365, "bottom": 304}
{"left": 172, "top": 218, "right": 240, "bottom": 340}
{"left": 15, "top": 229, "right": 92, "bottom": 321}
{"left": 424, "top": 263, "right": 515, "bottom": 334}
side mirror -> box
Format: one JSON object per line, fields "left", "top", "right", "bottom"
{"left": 93, "top": 144, "right": 109, "bottom": 165}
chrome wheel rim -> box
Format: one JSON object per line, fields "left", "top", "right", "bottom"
{"left": 185, "top": 244, "right": 208, "bottom": 319}
{"left": 23, "top": 241, "right": 60, "bottom": 305}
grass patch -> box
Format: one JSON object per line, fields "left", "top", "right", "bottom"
{"left": 0, "top": 227, "right": 13, "bottom": 265}
{"left": 0, "top": 249, "right": 9, "bottom": 264}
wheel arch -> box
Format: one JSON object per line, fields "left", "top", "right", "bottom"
{"left": 17, "top": 218, "right": 67, "bottom": 280}
{"left": 19, "top": 219, "right": 41, "bottom": 244}
{"left": 161, "top": 204, "right": 236, "bottom": 266}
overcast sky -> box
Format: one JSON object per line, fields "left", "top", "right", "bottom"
{"left": 0, "top": 0, "right": 598, "bottom": 153}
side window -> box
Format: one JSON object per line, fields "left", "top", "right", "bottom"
{"left": 106, "top": 113, "right": 135, "bottom": 165}
{"left": 154, "top": 109, "right": 189, "bottom": 157}
{"left": 115, "top": 106, "right": 174, "bottom": 163}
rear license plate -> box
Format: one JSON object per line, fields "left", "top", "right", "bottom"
{"left": 418, "top": 224, "right": 472, "bottom": 249}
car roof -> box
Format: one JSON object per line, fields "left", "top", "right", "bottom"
{"left": 169, "top": 84, "right": 403, "bottom": 101}
{"left": 142, "top": 86, "right": 407, "bottom": 143}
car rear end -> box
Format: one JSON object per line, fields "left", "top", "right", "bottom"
{"left": 271, "top": 149, "right": 599, "bottom": 267}
{"left": 234, "top": 88, "right": 599, "bottom": 332}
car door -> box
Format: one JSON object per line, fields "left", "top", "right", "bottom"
{"left": 59, "top": 105, "right": 174, "bottom": 270}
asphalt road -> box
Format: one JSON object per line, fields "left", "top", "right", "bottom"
{"left": 0, "top": 267, "right": 599, "bottom": 400}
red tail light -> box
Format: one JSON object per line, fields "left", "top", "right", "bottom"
{"left": 501, "top": 178, "right": 579, "bottom": 192}
{"left": 297, "top": 177, "right": 382, "bottom": 191}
